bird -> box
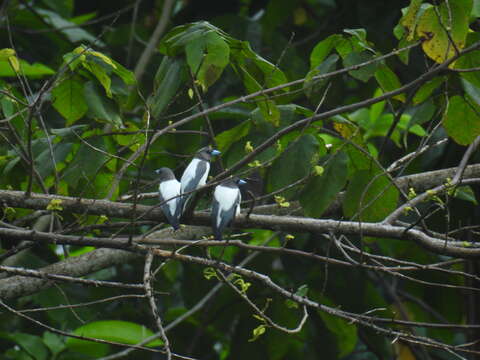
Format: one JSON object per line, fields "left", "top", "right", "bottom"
{"left": 156, "top": 167, "right": 181, "bottom": 230}
{"left": 211, "top": 178, "right": 246, "bottom": 240}
{"left": 179, "top": 146, "right": 221, "bottom": 213}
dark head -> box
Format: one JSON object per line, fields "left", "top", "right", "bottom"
{"left": 155, "top": 167, "right": 176, "bottom": 182}
{"left": 236, "top": 179, "right": 247, "bottom": 186}
{"left": 195, "top": 146, "right": 221, "bottom": 161}
{"left": 222, "top": 178, "right": 246, "bottom": 188}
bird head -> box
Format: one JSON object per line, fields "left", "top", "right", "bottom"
{"left": 196, "top": 147, "right": 221, "bottom": 160}
{"left": 155, "top": 167, "right": 176, "bottom": 181}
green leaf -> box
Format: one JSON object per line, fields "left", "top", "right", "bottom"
{"left": 50, "top": 125, "right": 88, "bottom": 140}
{"left": 42, "top": 331, "right": 65, "bottom": 358}
{"left": 149, "top": 57, "right": 187, "bottom": 118}
{"left": 443, "top": 95, "right": 480, "bottom": 145}
{"left": 333, "top": 119, "right": 372, "bottom": 171}
{"left": 35, "top": 142, "right": 73, "bottom": 179}
{"left": 36, "top": 8, "right": 102, "bottom": 45}
{"left": 416, "top": 0, "right": 472, "bottom": 63}
{"left": 343, "top": 28, "right": 375, "bottom": 53}
{"left": 407, "top": 99, "right": 436, "bottom": 128}
{"left": 318, "top": 298, "right": 357, "bottom": 358}
{"left": 309, "top": 34, "right": 342, "bottom": 69}
{"left": 186, "top": 31, "right": 230, "bottom": 90}
{"left": 63, "top": 136, "right": 108, "bottom": 187}
{"left": 400, "top": 0, "right": 424, "bottom": 40}
{"left": 159, "top": 22, "right": 212, "bottom": 56}
{"left": 110, "top": 59, "right": 136, "bottom": 85}
{"left": 1, "top": 332, "right": 49, "bottom": 360}
{"left": 0, "top": 48, "right": 16, "bottom": 60}
{"left": 268, "top": 134, "right": 319, "bottom": 198}
{"left": 300, "top": 151, "right": 348, "bottom": 218}
{"left": 248, "top": 325, "right": 266, "bottom": 342}
{"left": 304, "top": 54, "right": 339, "bottom": 99}
{"left": 236, "top": 63, "right": 280, "bottom": 125}
{"left": 81, "top": 59, "right": 112, "bottom": 97}
{"left": 343, "top": 51, "right": 378, "bottom": 82}
{"left": 240, "top": 41, "right": 289, "bottom": 91}
{"left": 0, "top": 59, "right": 55, "bottom": 77}
{"left": 66, "top": 320, "right": 162, "bottom": 356}
{"left": 52, "top": 76, "right": 88, "bottom": 123}
{"left": 83, "top": 81, "right": 123, "bottom": 127}
{"left": 215, "top": 120, "right": 251, "bottom": 153}
{"left": 454, "top": 185, "right": 478, "bottom": 204}
{"left": 413, "top": 76, "right": 445, "bottom": 104}
{"left": 374, "top": 64, "right": 405, "bottom": 102}
{"left": 343, "top": 167, "right": 399, "bottom": 222}
{"left": 462, "top": 77, "right": 480, "bottom": 105}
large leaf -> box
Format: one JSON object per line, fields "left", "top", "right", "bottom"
{"left": 63, "top": 136, "right": 108, "bottom": 187}
{"left": 0, "top": 58, "right": 54, "bottom": 77}
{"left": 215, "top": 120, "right": 251, "bottom": 153}
{"left": 304, "top": 54, "right": 339, "bottom": 99}
{"left": 374, "top": 64, "right": 405, "bottom": 102}
{"left": 343, "top": 166, "right": 399, "bottom": 222}
{"left": 36, "top": 8, "right": 102, "bottom": 45}
{"left": 400, "top": 0, "right": 424, "bottom": 40}
{"left": 267, "top": 134, "right": 320, "bottom": 198}
{"left": 310, "top": 34, "right": 343, "bottom": 69}
{"left": 52, "top": 76, "right": 88, "bottom": 122}
{"left": 83, "top": 81, "right": 123, "bottom": 127}
{"left": 343, "top": 51, "right": 378, "bottom": 82}
{"left": 35, "top": 142, "right": 73, "bottom": 179}
{"left": 0, "top": 332, "right": 49, "bottom": 360}
{"left": 82, "top": 59, "right": 112, "bottom": 97}
{"left": 186, "top": 30, "right": 230, "bottom": 90}
{"left": 412, "top": 76, "right": 445, "bottom": 104}
{"left": 236, "top": 63, "right": 280, "bottom": 126}
{"left": 455, "top": 33, "right": 480, "bottom": 88}
{"left": 66, "top": 320, "right": 162, "bottom": 356}
{"left": 317, "top": 297, "right": 358, "bottom": 358}
{"left": 416, "top": 0, "right": 472, "bottom": 63}
{"left": 299, "top": 151, "right": 348, "bottom": 218}
{"left": 149, "top": 57, "right": 187, "bottom": 118}
{"left": 443, "top": 95, "right": 480, "bottom": 145}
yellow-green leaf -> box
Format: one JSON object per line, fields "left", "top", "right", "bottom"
{"left": 416, "top": 0, "right": 472, "bottom": 64}
{"left": 443, "top": 95, "right": 480, "bottom": 145}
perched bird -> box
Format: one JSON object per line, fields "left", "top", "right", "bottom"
{"left": 211, "top": 178, "right": 246, "bottom": 240}
{"left": 179, "top": 146, "right": 221, "bottom": 213}
{"left": 156, "top": 167, "right": 181, "bottom": 230}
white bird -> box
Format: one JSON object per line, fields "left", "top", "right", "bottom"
{"left": 211, "top": 178, "right": 246, "bottom": 240}
{"left": 156, "top": 167, "right": 181, "bottom": 230}
{"left": 179, "top": 146, "right": 220, "bottom": 213}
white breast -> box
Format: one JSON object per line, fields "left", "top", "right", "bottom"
{"left": 159, "top": 179, "right": 181, "bottom": 215}
{"left": 214, "top": 185, "right": 240, "bottom": 227}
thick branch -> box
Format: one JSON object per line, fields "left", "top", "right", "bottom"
{"left": 0, "top": 226, "right": 211, "bottom": 300}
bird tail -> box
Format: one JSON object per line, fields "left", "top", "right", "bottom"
{"left": 213, "top": 230, "right": 222, "bottom": 241}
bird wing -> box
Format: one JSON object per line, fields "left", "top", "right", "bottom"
{"left": 180, "top": 159, "right": 209, "bottom": 213}
{"left": 181, "top": 159, "right": 209, "bottom": 193}
{"left": 211, "top": 198, "right": 222, "bottom": 240}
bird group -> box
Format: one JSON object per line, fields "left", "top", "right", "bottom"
{"left": 155, "top": 147, "right": 246, "bottom": 240}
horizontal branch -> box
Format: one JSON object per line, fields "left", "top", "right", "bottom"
{"left": 1, "top": 207, "right": 479, "bottom": 259}
{"left": 2, "top": 163, "right": 480, "bottom": 221}
{"left": 0, "top": 265, "right": 144, "bottom": 290}
{"left": 0, "top": 226, "right": 211, "bottom": 300}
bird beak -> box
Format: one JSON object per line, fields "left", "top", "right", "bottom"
{"left": 211, "top": 149, "right": 221, "bottom": 156}
{"left": 238, "top": 179, "right": 247, "bottom": 186}
{"left": 154, "top": 169, "right": 161, "bottom": 174}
